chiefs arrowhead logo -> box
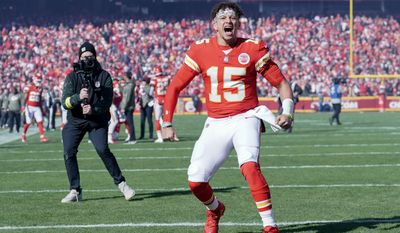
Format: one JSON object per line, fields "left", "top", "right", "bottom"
{"left": 238, "top": 53, "right": 250, "bottom": 65}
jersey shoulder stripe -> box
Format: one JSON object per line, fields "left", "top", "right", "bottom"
{"left": 184, "top": 54, "right": 200, "bottom": 73}
{"left": 255, "top": 52, "right": 271, "bottom": 71}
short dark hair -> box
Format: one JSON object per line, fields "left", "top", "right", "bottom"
{"left": 125, "top": 71, "right": 132, "bottom": 79}
{"left": 210, "top": 2, "right": 244, "bottom": 20}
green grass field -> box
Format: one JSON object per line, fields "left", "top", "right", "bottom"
{"left": 0, "top": 112, "right": 399, "bottom": 233}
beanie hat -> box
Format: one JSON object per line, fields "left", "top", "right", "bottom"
{"left": 79, "top": 41, "right": 96, "bottom": 58}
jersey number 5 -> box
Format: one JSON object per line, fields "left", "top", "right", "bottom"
{"left": 207, "top": 66, "right": 246, "bottom": 103}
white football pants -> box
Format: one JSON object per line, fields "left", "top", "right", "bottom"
{"left": 188, "top": 110, "right": 261, "bottom": 182}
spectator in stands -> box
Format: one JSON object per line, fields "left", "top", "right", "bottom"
{"left": 0, "top": 14, "right": 399, "bottom": 103}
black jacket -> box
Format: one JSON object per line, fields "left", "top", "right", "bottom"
{"left": 62, "top": 65, "right": 112, "bottom": 128}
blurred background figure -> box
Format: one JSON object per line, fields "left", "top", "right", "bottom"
{"left": 6, "top": 86, "right": 22, "bottom": 133}
{"left": 120, "top": 71, "right": 137, "bottom": 144}
{"left": 150, "top": 66, "right": 174, "bottom": 143}
{"left": 0, "top": 88, "right": 9, "bottom": 129}
{"left": 21, "top": 74, "right": 49, "bottom": 143}
{"left": 138, "top": 77, "right": 154, "bottom": 140}
{"left": 108, "top": 78, "right": 123, "bottom": 144}
{"left": 191, "top": 88, "right": 202, "bottom": 115}
{"left": 49, "top": 83, "right": 62, "bottom": 131}
{"left": 329, "top": 78, "right": 342, "bottom": 125}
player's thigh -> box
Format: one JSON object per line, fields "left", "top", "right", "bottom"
{"left": 154, "top": 102, "right": 163, "bottom": 120}
{"left": 233, "top": 117, "right": 261, "bottom": 166}
{"left": 24, "top": 108, "right": 33, "bottom": 124}
{"left": 188, "top": 118, "right": 234, "bottom": 182}
{"left": 33, "top": 107, "right": 43, "bottom": 123}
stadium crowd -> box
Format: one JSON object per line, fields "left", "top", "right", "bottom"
{"left": 1, "top": 15, "right": 400, "bottom": 117}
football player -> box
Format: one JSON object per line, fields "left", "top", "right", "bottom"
{"left": 108, "top": 78, "right": 124, "bottom": 144}
{"left": 21, "top": 74, "right": 49, "bottom": 143}
{"left": 150, "top": 66, "right": 179, "bottom": 143}
{"left": 162, "top": 2, "right": 294, "bottom": 233}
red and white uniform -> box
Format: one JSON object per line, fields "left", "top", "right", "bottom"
{"left": 151, "top": 75, "right": 169, "bottom": 105}
{"left": 163, "top": 37, "right": 286, "bottom": 182}
{"left": 108, "top": 80, "right": 124, "bottom": 143}
{"left": 151, "top": 75, "right": 169, "bottom": 131}
{"left": 24, "top": 84, "right": 43, "bottom": 124}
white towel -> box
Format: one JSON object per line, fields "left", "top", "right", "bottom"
{"left": 247, "top": 105, "right": 282, "bottom": 132}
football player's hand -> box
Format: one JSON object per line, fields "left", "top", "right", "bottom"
{"left": 82, "top": 104, "right": 92, "bottom": 115}
{"left": 276, "top": 114, "right": 293, "bottom": 130}
{"left": 80, "top": 88, "right": 89, "bottom": 100}
{"left": 162, "top": 127, "right": 176, "bottom": 141}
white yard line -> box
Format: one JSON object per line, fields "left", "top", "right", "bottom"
{"left": 1, "top": 163, "right": 400, "bottom": 174}
{"left": 1, "top": 218, "right": 400, "bottom": 230}
{"left": 1, "top": 184, "right": 400, "bottom": 194}
{"left": 1, "top": 151, "right": 399, "bottom": 162}
{"left": 1, "top": 142, "right": 399, "bottom": 155}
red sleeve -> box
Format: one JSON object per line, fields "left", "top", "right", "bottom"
{"left": 259, "top": 60, "right": 285, "bottom": 87}
{"left": 163, "top": 64, "right": 197, "bottom": 123}
{"left": 255, "top": 41, "right": 285, "bottom": 87}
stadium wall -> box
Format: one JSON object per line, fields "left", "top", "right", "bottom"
{"left": 177, "top": 96, "right": 400, "bottom": 114}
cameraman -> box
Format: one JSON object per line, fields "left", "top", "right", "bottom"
{"left": 61, "top": 41, "right": 135, "bottom": 203}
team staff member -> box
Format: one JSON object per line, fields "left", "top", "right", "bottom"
{"left": 7, "top": 86, "right": 22, "bottom": 133}
{"left": 162, "top": 2, "right": 293, "bottom": 233}
{"left": 329, "top": 77, "right": 342, "bottom": 125}
{"left": 61, "top": 41, "right": 135, "bottom": 203}
{"left": 120, "top": 71, "right": 137, "bottom": 144}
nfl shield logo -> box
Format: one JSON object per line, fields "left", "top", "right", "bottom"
{"left": 95, "top": 81, "right": 100, "bottom": 88}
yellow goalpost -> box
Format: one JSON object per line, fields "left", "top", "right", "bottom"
{"left": 348, "top": 0, "right": 400, "bottom": 79}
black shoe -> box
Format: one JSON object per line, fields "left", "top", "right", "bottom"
{"left": 329, "top": 118, "right": 333, "bottom": 126}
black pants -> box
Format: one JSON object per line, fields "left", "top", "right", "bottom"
{"left": 8, "top": 111, "right": 21, "bottom": 133}
{"left": 331, "top": 103, "right": 342, "bottom": 124}
{"left": 62, "top": 122, "right": 125, "bottom": 191}
{"left": 0, "top": 110, "right": 8, "bottom": 127}
{"left": 125, "top": 109, "right": 136, "bottom": 141}
{"left": 50, "top": 101, "right": 61, "bottom": 130}
{"left": 140, "top": 105, "right": 153, "bottom": 139}
{"left": 44, "top": 105, "right": 51, "bottom": 131}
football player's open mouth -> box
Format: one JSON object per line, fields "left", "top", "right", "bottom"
{"left": 224, "top": 26, "right": 233, "bottom": 35}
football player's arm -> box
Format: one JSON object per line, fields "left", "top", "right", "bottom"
{"left": 259, "top": 60, "right": 294, "bottom": 129}
{"left": 62, "top": 74, "right": 82, "bottom": 110}
{"left": 162, "top": 65, "right": 197, "bottom": 140}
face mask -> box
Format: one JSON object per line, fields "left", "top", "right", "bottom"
{"left": 82, "top": 57, "right": 96, "bottom": 71}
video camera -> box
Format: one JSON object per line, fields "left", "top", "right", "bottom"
{"left": 73, "top": 57, "right": 96, "bottom": 73}
{"left": 73, "top": 59, "right": 97, "bottom": 107}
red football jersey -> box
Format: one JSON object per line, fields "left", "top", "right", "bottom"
{"left": 25, "top": 85, "right": 42, "bottom": 107}
{"left": 164, "top": 37, "right": 284, "bottom": 121}
{"left": 112, "top": 86, "right": 123, "bottom": 107}
{"left": 151, "top": 76, "right": 169, "bottom": 104}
